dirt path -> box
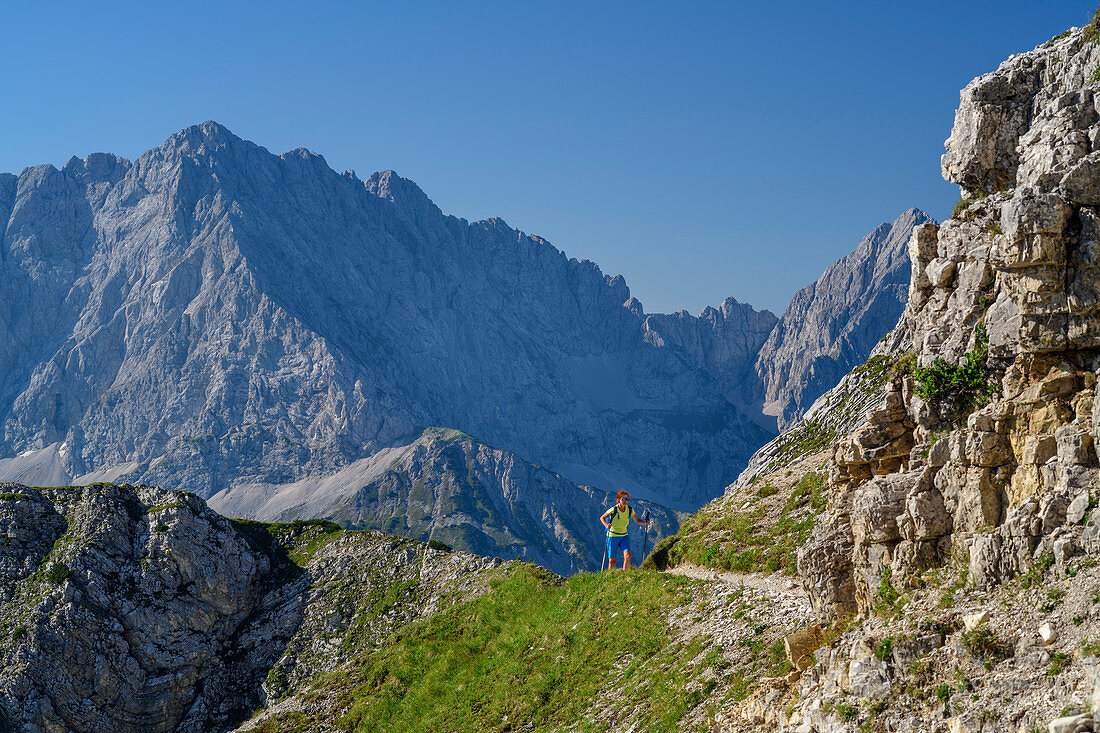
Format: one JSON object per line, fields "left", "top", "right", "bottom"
{"left": 664, "top": 562, "right": 810, "bottom": 601}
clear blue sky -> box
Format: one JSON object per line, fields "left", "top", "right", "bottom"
{"left": 1, "top": 1, "right": 1094, "bottom": 314}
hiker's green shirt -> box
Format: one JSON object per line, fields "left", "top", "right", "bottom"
{"left": 603, "top": 505, "right": 636, "bottom": 537}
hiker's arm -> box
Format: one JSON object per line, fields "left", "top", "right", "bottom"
{"left": 633, "top": 511, "right": 650, "bottom": 526}
{"left": 601, "top": 511, "right": 612, "bottom": 530}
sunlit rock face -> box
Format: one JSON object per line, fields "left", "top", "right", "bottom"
{"left": 801, "top": 27, "right": 1100, "bottom": 621}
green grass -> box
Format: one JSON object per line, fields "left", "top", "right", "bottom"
{"left": 769, "top": 420, "right": 836, "bottom": 468}
{"left": 961, "top": 626, "right": 1010, "bottom": 662}
{"left": 1048, "top": 652, "right": 1072, "bottom": 676}
{"left": 285, "top": 566, "right": 709, "bottom": 733}
{"left": 874, "top": 636, "right": 894, "bottom": 662}
{"left": 952, "top": 196, "right": 974, "bottom": 220}
{"left": 646, "top": 472, "right": 827, "bottom": 575}
{"left": 230, "top": 518, "right": 344, "bottom": 565}
{"left": 755, "top": 483, "right": 779, "bottom": 499}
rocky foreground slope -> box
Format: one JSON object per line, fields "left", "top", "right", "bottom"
{"left": 0, "top": 481, "right": 510, "bottom": 732}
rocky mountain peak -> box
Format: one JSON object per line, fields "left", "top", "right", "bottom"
{"left": 363, "top": 168, "right": 446, "bottom": 227}
{"left": 168, "top": 119, "right": 245, "bottom": 150}
{"left": 0, "top": 121, "right": 775, "bottom": 568}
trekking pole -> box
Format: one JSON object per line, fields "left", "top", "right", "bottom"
{"left": 601, "top": 547, "right": 607, "bottom": 572}
{"left": 641, "top": 511, "right": 651, "bottom": 564}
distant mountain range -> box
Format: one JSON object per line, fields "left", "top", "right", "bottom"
{"left": 0, "top": 122, "right": 928, "bottom": 570}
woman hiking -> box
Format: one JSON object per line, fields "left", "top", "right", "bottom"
{"left": 601, "top": 490, "right": 650, "bottom": 570}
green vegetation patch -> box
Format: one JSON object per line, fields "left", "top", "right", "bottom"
{"left": 45, "top": 561, "right": 71, "bottom": 586}
{"left": 961, "top": 625, "right": 1011, "bottom": 662}
{"left": 230, "top": 518, "right": 344, "bottom": 569}
{"left": 1048, "top": 651, "right": 1072, "bottom": 676}
{"left": 913, "top": 322, "right": 997, "bottom": 415}
{"left": 770, "top": 420, "right": 835, "bottom": 468}
{"left": 0, "top": 493, "right": 29, "bottom": 501}
{"left": 1084, "top": 9, "right": 1100, "bottom": 46}
{"left": 647, "top": 472, "right": 826, "bottom": 575}
{"left": 290, "top": 566, "right": 705, "bottom": 733}
{"left": 873, "top": 568, "right": 904, "bottom": 617}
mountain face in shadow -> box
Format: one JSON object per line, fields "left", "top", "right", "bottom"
{"left": 0, "top": 123, "right": 771, "bottom": 529}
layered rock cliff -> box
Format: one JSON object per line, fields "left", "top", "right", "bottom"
{"left": 802, "top": 22, "right": 1100, "bottom": 624}
{"left": 713, "top": 20, "right": 1100, "bottom": 733}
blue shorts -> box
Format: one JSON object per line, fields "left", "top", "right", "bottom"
{"left": 607, "top": 534, "right": 630, "bottom": 558}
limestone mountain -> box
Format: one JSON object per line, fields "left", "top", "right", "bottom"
{"left": 0, "top": 124, "right": 770, "bottom": 567}
{"left": 642, "top": 297, "right": 779, "bottom": 428}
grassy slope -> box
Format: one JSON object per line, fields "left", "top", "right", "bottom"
{"left": 646, "top": 452, "right": 829, "bottom": 575}
{"left": 245, "top": 563, "right": 806, "bottom": 733}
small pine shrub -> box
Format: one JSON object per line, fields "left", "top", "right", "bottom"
{"left": 45, "top": 562, "right": 71, "bottom": 586}
{"left": 874, "top": 568, "right": 903, "bottom": 616}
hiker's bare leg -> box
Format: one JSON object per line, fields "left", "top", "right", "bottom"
{"left": 608, "top": 558, "right": 617, "bottom": 570}
{"left": 623, "top": 550, "right": 632, "bottom": 570}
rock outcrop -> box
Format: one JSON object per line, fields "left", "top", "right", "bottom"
{"left": 713, "top": 22, "right": 1100, "bottom": 733}
{"left": 800, "top": 25, "right": 1100, "bottom": 622}
{"left": 0, "top": 482, "right": 504, "bottom": 733}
